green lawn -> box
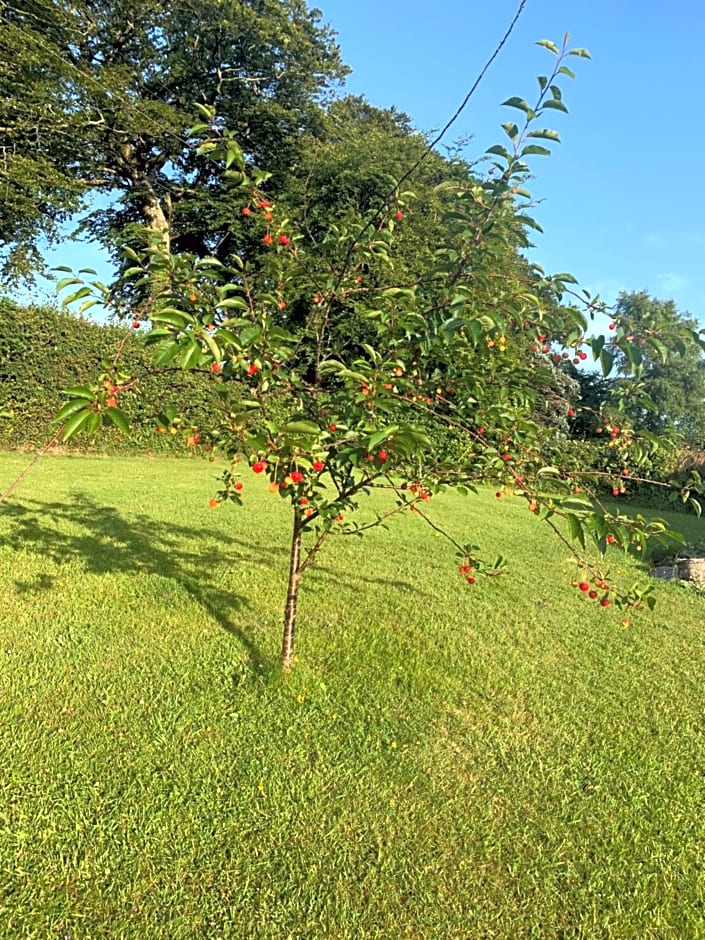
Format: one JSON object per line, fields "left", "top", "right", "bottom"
{"left": 1, "top": 453, "right": 705, "bottom": 938}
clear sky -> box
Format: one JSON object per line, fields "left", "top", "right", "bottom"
{"left": 23, "top": 0, "right": 704, "bottom": 324}
{"left": 314, "top": 0, "right": 703, "bottom": 321}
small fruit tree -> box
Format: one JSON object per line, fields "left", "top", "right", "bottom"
{"left": 56, "top": 38, "right": 702, "bottom": 668}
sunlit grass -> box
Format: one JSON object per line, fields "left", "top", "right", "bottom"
{"left": 1, "top": 453, "right": 704, "bottom": 938}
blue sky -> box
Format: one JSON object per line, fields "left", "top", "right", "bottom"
{"left": 315, "top": 0, "right": 703, "bottom": 322}
{"left": 21, "top": 0, "right": 704, "bottom": 324}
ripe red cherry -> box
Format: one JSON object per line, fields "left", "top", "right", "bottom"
{"left": 131, "top": 319, "right": 140, "bottom": 329}
{"left": 234, "top": 482, "right": 243, "bottom": 491}
{"left": 395, "top": 210, "right": 404, "bottom": 220}
{"left": 278, "top": 234, "right": 290, "bottom": 246}
{"left": 606, "top": 534, "right": 616, "bottom": 545}
{"left": 495, "top": 492, "right": 503, "bottom": 499}
{"left": 502, "top": 453, "right": 512, "bottom": 461}
{"left": 298, "top": 496, "right": 308, "bottom": 506}
{"left": 209, "top": 498, "right": 219, "bottom": 508}
{"left": 578, "top": 582, "right": 589, "bottom": 592}
{"left": 336, "top": 513, "right": 344, "bottom": 522}
{"left": 328, "top": 424, "right": 336, "bottom": 432}
{"left": 600, "top": 598, "right": 611, "bottom": 608}
{"left": 312, "top": 460, "right": 325, "bottom": 472}
{"left": 567, "top": 409, "right": 575, "bottom": 417}
{"left": 477, "top": 427, "right": 485, "bottom": 435}
{"left": 241, "top": 206, "right": 251, "bottom": 216}
{"left": 466, "top": 576, "right": 476, "bottom": 585}
{"left": 588, "top": 590, "right": 598, "bottom": 599}
{"left": 263, "top": 234, "right": 273, "bottom": 246}
{"left": 252, "top": 461, "right": 266, "bottom": 474}
{"left": 290, "top": 470, "right": 304, "bottom": 483}
{"left": 377, "top": 451, "right": 388, "bottom": 462}
{"left": 608, "top": 323, "right": 616, "bottom": 330}
{"left": 210, "top": 362, "right": 222, "bottom": 374}
{"left": 247, "top": 362, "right": 260, "bottom": 376}
{"left": 612, "top": 488, "right": 620, "bottom": 497}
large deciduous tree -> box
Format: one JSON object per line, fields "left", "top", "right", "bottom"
{"left": 0, "top": 0, "right": 347, "bottom": 281}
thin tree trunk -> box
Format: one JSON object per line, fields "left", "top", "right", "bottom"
{"left": 282, "top": 513, "right": 302, "bottom": 670}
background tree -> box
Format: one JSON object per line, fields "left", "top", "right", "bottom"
{"left": 609, "top": 290, "right": 705, "bottom": 447}
{"left": 0, "top": 0, "right": 347, "bottom": 281}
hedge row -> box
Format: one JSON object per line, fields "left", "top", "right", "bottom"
{"left": 0, "top": 298, "right": 225, "bottom": 452}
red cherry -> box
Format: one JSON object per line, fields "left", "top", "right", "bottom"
{"left": 495, "top": 492, "right": 503, "bottom": 499}
{"left": 578, "top": 582, "right": 589, "bottom": 592}
{"left": 257, "top": 200, "right": 271, "bottom": 209}
{"left": 600, "top": 598, "right": 611, "bottom": 608}
{"left": 608, "top": 323, "right": 616, "bottom": 330}
{"left": 395, "top": 210, "right": 404, "bottom": 220}
{"left": 588, "top": 590, "right": 598, "bottom": 599}
{"left": 247, "top": 362, "right": 260, "bottom": 376}
{"left": 252, "top": 461, "right": 266, "bottom": 474}
{"left": 209, "top": 498, "right": 219, "bottom": 508}
{"left": 466, "top": 576, "right": 476, "bottom": 585}
{"left": 210, "top": 362, "right": 222, "bottom": 374}
{"left": 299, "top": 496, "right": 308, "bottom": 506}
{"left": 263, "top": 234, "right": 273, "bottom": 246}
{"left": 278, "top": 234, "right": 290, "bottom": 246}
{"left": 567, "top": 409, "right": 575, "bottom": 417}
{"left": 241, "top": 206, "right": 251, "bottom": 216}
{"left": 502, "top": 453, "right": 512, "bottom": 461}
{"left": 234, "top": 482, "right": 243, "bottom": 491}
{"left": 336, "top": 513, "right": 344, "bottom": 522}
{"left": 290, "top": 470, "right": 304, "bottom": 483}
{"left": 131, "top": 320, "right": 140, "bottom": 329}
{"left": 606, "top": 534, "right": 616, "bottom": 545}
{"left": 312, "top": 460, "right": 325, "bottom": 472}
{"left": 612, "top": 488, "right": 620, "bottom": 497}
{"left": 477, "top": 427, "right": 485, "bottom": 435}
{"left": 377, "top": 451, "right": 388, "bottom": 462}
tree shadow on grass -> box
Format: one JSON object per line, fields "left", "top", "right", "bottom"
{"left": 0, "top": 492, "right": 285, "bottom": 670}
{"left": 1, "top": 492, "right": 428, "bottom": 671}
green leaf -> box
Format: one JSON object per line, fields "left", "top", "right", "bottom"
{"left": 567, "top": 514, "right": 586, "bottom": 549}
{"left": 501, "top": 97, "right": 534, "bottom": 116}
{"left": 647, "top": 337, "right": 668, "bottom": 364}
{"left": 282, "top": 420, "right": 320, "bottom": 436}
{"left": 527, "top": 129, "right": 561, "bottom": 142}
{"left": 61, "top": 408, "right": 93, "bottom": 441}
{"left": 85, "top": 411, "right": 101, "bottom": 434}
{"left": 239, "top": 325, "right": 261, "bottom": 346}
{"left": 568, "top": 47, "right": 591, "bottom": 58}
{"left": 558, "top": 65, "right": 576, "bottom": 79}
{"left": 55, "top": 398, "right": 93, "bottom": 422}
{"left": 104, "top": 407, "right": 130, "bottom": 434}
{"left": 486, "top": 144, "right": 512, "bottom": 160}
{"left": 600, "top": 348, "right": 615, "bottom": 376}
{"left": 368, "top": 426, "right": 398, "bottom": 450}
{"left": 62, "top": 385, "right": 94, "bottom": 400}
{"left": 151, "top": 311, "right": 189, "bottom": 330}
{"left": 520, "top": 144, "right": 552, "bottom": 157}
{"left": 541, "top": 99, "right": 569, "bottom": 114}
{"left": 535, "top": 39, "right": 560, "bottom": 54}
{"left": 180, "top": 339, "right": 203, "bottom": 370}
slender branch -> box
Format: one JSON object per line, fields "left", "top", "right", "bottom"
{"left": 0, "top": 425, "right": 65, "bottom": 505}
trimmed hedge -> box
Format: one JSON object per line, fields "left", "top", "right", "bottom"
{"left": 0, "top": 298, "right": 226, "bottom": 452}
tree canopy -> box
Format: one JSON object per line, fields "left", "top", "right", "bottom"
{"left": 0, "top": 0, "right": 347, "bottom": 281}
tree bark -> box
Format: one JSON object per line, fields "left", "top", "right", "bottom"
{"left": 281, "top": 513, "right": 302, "bottom": 670}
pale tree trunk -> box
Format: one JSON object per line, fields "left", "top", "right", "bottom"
{"left": 282, "top": 512, "right": 303, "bottom": 670}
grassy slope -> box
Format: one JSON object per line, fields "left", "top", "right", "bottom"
{"left": 1, "top": 454, "right": 704, "bottom": 939}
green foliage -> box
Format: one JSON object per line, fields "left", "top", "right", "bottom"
{"left": 0, "top": 298, "right": 227, "bottom": 451}
{"left": 0, "top": 0, "right": 347, "bottom": 281}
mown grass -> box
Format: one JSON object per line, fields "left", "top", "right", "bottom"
{"left": 1, "top": 453, "right": 705, "bottom": 938}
